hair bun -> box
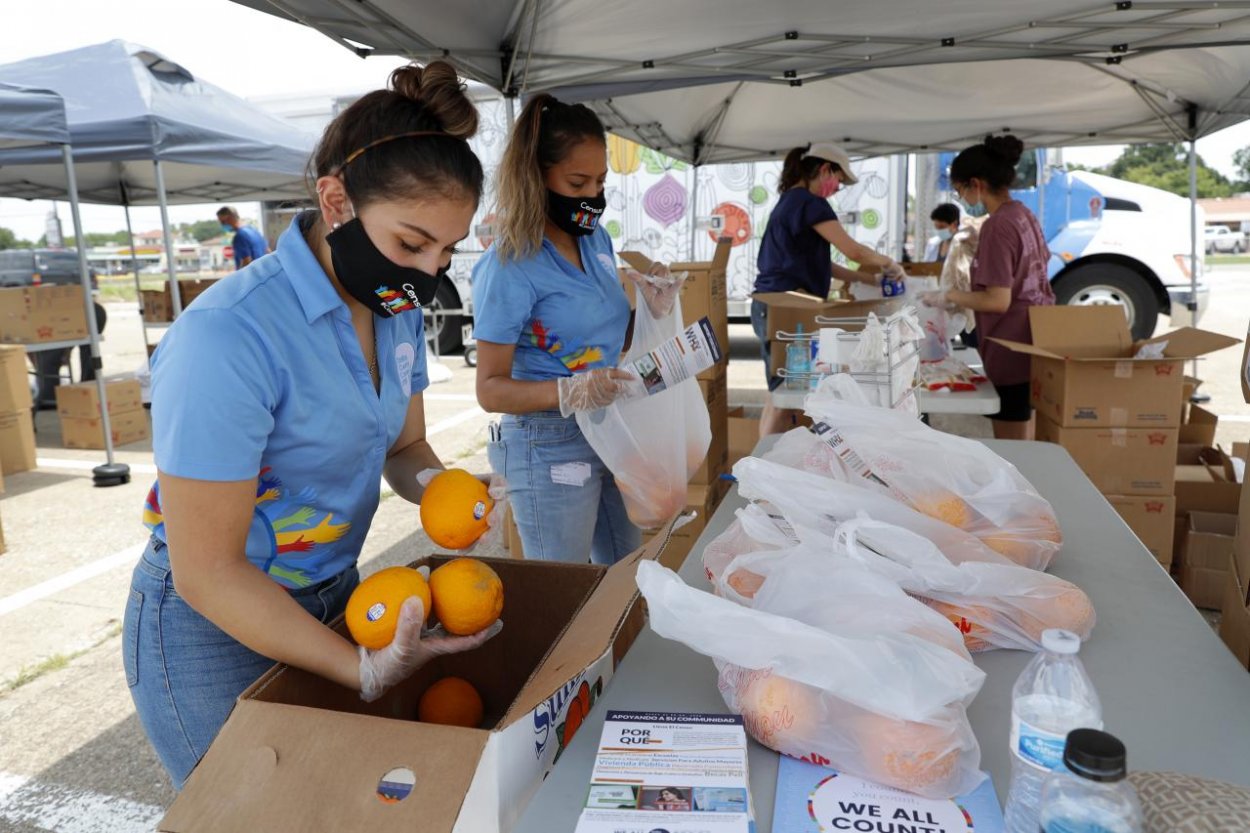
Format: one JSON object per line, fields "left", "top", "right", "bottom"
{"left": 389, "top": 61, "right": 478, "bottom": 140}
{"left": 983, "top": 134, "right": 1025, "bottom": 167}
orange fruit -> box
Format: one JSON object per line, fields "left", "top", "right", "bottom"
{"left": 418, "top": 677, "right": 484, "bottom": 728}
{"left": 855, "top": 713, "right": 963, "bottom": 795}
{"left": 420, "top": 469, "right": 494, "bottom": 550}
{"left": 429, "top": 557, "right": 504, "bottom": 636}
{"left": 910, "top": 490, "right": 974, "bottom": 529}
{"left": 345, "top": 566, "right": 432, "bottom": 650}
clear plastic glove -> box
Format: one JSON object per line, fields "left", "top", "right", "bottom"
{"left": 881, "top": 261, "right": 906, "bottom": 281}
{"left": 358, "top": 595, "right": 502, "bottom": 703}
{"left": 920, "top": 289, "right": 951, "bottom": 308}
{"left": 623, "top": 264, "right": 688, "bottom": 319}
{"left": 416, "top": 469, "right": 509, "bottom": 550}
{"left": 557, "top": 368, "right": 636, "bottom": 417}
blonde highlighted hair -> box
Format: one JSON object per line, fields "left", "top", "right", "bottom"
{"left": 495, "top": 94, "right": 606, "bottom": 262}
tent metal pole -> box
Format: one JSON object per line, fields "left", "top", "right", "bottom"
{"left": 1188, "top": 134, "right": 1209, "bottom": 402}
{"left": 123, "top": 204, "right": 151, "bottom": 354}
{"left": 505, "top": 95, "right": 517, "bottom": 128}
{"left": 154, "top": 160, "right": 184, "bottom": 318}
{"left": 689, "top": 165, "right": 700, "bottom": 261}
{"left": 62, "top": 145, "right": 129, "bottom": 487}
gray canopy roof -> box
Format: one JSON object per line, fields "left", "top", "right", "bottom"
{"left": 231, "top": 0, "right": 1250, "bottom": 162}
{"left": 0, "top": 83, "right": 70, "bottom": 149}
{"left": 0, "top": 40, "right": 316, "bottom": 204}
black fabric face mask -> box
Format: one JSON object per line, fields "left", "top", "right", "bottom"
{"left": 546, "top": 190, "right": 606, "bottom": 237}
{"left": 326, "top": 217, "right": 445, "bottom": 317}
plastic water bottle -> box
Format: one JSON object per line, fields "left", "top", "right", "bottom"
{"left": 1003, "top": 629, "right": 1103, "bottom": 833}
{"left": 786, "top": 323, "right": 811, "bottom": 390}
{"left": 1039, "top": 729, "right": 1142, "bottom": 833}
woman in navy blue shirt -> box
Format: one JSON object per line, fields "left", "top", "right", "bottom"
{"left": 752, "top": 142, "right": 904, "bottom": 436}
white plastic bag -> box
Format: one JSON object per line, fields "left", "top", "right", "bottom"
{"left": 784, "top": 378, "right": 1063, "bottom": 571}
{"left": 577, "top": 287, "right": 711, "bottom": 529}
{"left": 637, "top": 560, "right": 986, "bottom": 798}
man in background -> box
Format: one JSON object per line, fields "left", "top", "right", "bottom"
{"left": 923, "top": 202, "right": 961, "bottom": 263}
{"left": 216, "top": 206, "right": 269, "bottom": 269}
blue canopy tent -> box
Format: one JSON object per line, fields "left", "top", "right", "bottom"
{"left": 0, "top": 40, "right": 315, "bottom": 319}
{"left": 0, "top": 82, "right": 125, "bottom": 486}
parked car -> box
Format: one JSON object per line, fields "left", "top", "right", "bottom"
{"left": 0, "top": 248, "right": 98, "bottom": 288}
{"left": 1204, "top": 225, "right": 1245, "bottom": 254}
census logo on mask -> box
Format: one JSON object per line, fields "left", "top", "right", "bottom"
{"left": 373, "top": 284, "right": 420, "bottom": 316}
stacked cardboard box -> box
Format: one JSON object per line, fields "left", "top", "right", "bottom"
{"left": 1219, "top": 444, "right": 1250, "bottom": 669}
{"left": 997, "top": 306, "right": 1236, "bottom": 571}
{"left": 0, "top": 344, "right": 35, "bottom": 476}
{"left": 141, "top": 279, "right": 220, "bottom": 323}
{"left": 0, "top": 285, "right": 88, "bottom": 344}
{"left": 55, "top": 378, "right": 150, "bottom": 450}
{"left": 1180, "top": 511, "right": 1237, "bottom": 609}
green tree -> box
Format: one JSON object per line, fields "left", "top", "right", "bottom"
{"left": 1098, "top": 143, "right": 1233, "bottom": 198}
{"left": 0, "top": 227, "right": 32, "bottom": 249}
{"left": 63, "top": 231, "right": 134, "bottom": 248}
{"left": 179, "top": 219, "right": 229, "bottom": 242}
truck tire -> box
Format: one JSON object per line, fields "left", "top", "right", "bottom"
{"left": 1053, "top": 263, "right": 1158, "bottom": 340}
{"left": 423, "top": 278, "right": 463, "bottom": 355}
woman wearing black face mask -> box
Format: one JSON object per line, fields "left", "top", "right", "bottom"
{"left": 123, "top": 62, "right": 503, "bottom": 790}
{"left": 472, "top": 95, "right": 641, "bottom": 566}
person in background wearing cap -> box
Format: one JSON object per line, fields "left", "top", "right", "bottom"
{"left": 752, "top": 142, "right": 905, "bottom": 437}
{"left": 125, "top": 62, "right": 502, "bottom": 791}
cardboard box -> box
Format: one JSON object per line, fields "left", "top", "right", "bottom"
{"left": 0, "top": 409, "right": 36, "bottom": 475}
{"left": 1179, "top": 404, "right": 1218, "bottom": 446}
{"left": 1037, "top": 418, "right": 1177, "bottom": 496}
{"left": 1235, "top": 443, "right": 1250, "bottom": 599}
{"left": 161, "top": 529, "right": 678, "bottom": 833}
{"left": 54, "top": 378, "right": 143, "bottom": 419}
{"left": 141, "top": 279, "right": 220, "bottom": 323}
{"left": 0, "top": 285, "right": 88, "bottom": 344}
{"left": 692, "top": 370, "right": 729, "bottom": 486}
{"left": 645, "top": 484, "right": 722, "bottom": 570}
{"left": 753, "top": 291, "right": 904, "bottom": 374}
{"left": 1179, "top": 512, "right": 1237, "bottom": 609}
{"left": 1106, "top": 494, "right": 1176, "bottom": 568}
{"left": 1220, "top": 553, "right": 1250, "bottom": 668}
{"left": 727, "top": 406, "right": 760, "bottom": 469}
{"left": 994, "top": 306, "right": 1238, "bottom": 428}
{"left": 620, "top": 240, "right": 731, "bottom": 382}
{"left": 1174, "top": 445, "right": 1241, "bottom": 517}
{"left": 60, "top": 408, "right": 150, "bottom": 450}
{"left": 0, "top": 345, "right": 32, "bottom": 413}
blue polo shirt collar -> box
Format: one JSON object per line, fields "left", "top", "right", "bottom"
{"left": 276, "top": 212, "right": 347, "bottom": 325}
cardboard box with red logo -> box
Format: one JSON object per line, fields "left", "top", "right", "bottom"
{"left": 1106, "top": 494, "right": 1177, "bottom": 568}
{"left": 160, "top": 524, "right": 681, "bottom": 832}
{"left": 994, "top": 306, "right": 1239, "bottom": 428}
{"left": 0, "top": 285, "right": 88, "bottom": 344}
{"left": 55, "top": 379, "right": 150, "bottom": 450}
{"left": 1036, "top": 418, "right": 1177, "bottom": 496}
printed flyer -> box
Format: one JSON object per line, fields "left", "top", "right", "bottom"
{"left": 573, "top": 711, "right": 753, "bottom": 833}
{"left": 626, "top": 316, "right": 724, "bottom": 396}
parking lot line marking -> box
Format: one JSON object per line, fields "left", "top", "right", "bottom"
{"left": 0, "top": 544, "right": 146, "bottom": 618}
{"left": 0, "top": 771, "right": 164, "bottom": 833}
{"left": 426, "top": 406, "right": 486, "bottom": 437}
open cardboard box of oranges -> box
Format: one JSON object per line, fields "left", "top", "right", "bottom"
{"left": 159, "top": 515, "right": 685, "bottom": 833}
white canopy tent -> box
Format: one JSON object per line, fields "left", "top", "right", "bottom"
{"left": 0, "top": 83, "right": 127, "bottom": 486}
{"left": 235, "top": 0, "right": 1250, "bottom": 331}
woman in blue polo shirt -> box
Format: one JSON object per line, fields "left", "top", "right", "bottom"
{"left": 123, "top": 62, "right": 500, "bottom": 789}
{"left": 473, "top": 95, "right": 675, "bottom": 565}
{"left": 752, "top": 142, "right": 905, "bottom": 436}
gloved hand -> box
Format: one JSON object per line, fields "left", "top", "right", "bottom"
{"left": 416, "top": 469, "right": 509, "bottom": 550}
{"left": 358, "top": 595, "right": 502, "bottom": 703}
{"left": 880, "top": 260, "right": 906, "bottom": 281}
{"left": 623, "top": 264, "right": 688, "bottom": 319}
{"left": 920, "top": 289, "right": 951, "bottom": 308}
{"left": 557, "top": 368, "right": 635, "bottom": 417}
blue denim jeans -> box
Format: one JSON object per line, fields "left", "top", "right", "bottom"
{"left": 489, "top": 411, "right": 641, "bottom": 565}
{"left": 750, "top": 299, "right": 783, "bottom": 391}
{"left": 122, "top": 537, "right": 358, "bottom": 789}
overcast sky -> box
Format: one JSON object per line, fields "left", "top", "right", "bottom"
{"left": 3, "top": 0, "right": 1249, "bottom": 242}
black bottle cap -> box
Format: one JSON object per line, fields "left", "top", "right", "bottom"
{"left": 1064, "top": 728, "right": 1127, "bottom": 783}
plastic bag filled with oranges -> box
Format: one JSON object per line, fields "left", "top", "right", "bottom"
{"left": 637, "top": 558, "right": 986, "bottom": 799}
{"left": 769, "top": 374, "right": 1062, "bottom": 572}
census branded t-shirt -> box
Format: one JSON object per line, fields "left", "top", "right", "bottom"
{"left": 755, "top": 187, "right": 839, "bottom": 298}
{"left": 142, "top": 212, "right": 429, "bottom": 589}
{"left": 472, "top": 227, "right": 632, "bottom": 381}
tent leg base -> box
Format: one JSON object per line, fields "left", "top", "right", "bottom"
{"left": 1189, "top": 393, "right": 1212, "bottom": 405}
{"left": 93, "top": 462, "right": 131, "bottom": 487}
